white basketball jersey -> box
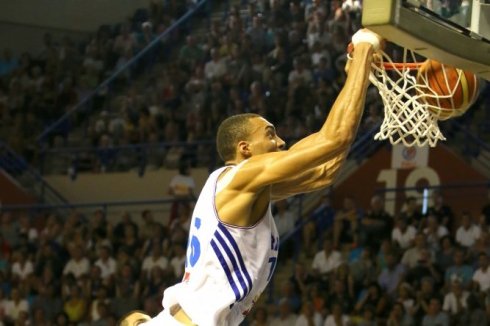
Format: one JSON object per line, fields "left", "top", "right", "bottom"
{"left": 162, "top": 165, "right": 280, "bottom": 326}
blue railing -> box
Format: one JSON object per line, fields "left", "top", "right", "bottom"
{"left": 0, "top": 142, "right": 68, "bottom": 204}
{"left": 37, "top": 0, "right": 211, "bottom": 144}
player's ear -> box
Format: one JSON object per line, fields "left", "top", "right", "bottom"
{"left": 237, "top": 140, "right": 251, "bottom": 158}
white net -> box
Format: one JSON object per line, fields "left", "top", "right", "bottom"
{"left": 367, "top": 49, "right": 446, "bottom": 147}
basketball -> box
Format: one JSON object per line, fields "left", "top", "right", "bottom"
{"left": 416, "top": 60, "right": 480, "bottom": 120}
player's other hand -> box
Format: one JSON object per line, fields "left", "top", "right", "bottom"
{"left": 119, "top": 311, "right": 151, "bottom": 326}
{"left": 351, "top": 28, "right": 384, "bottom": 52}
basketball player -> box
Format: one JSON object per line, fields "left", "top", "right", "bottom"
{"left": 121, "top": 29, "right": 382, "bottom": 326}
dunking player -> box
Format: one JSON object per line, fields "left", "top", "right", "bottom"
{"left": 121, "top": 29, "right": 383, "bottom": 326}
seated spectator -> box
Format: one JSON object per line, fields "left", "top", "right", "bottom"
{"left": 387, "top": 302, "right": 414, "bottom": 326}
{"left": 327, "top": 279, "right": 355, "bottom": 315}
{"left": 405, "top": 248, "right": 442, "bottom": 289}
{"left": 436, "top": 235, "right": 455, "bottom": 271}
{"left": 461, "top": 293, "right": 487, "bottom": 325}
{"left": 378, "top": 251, "right": 406, "bottom": 298}
{"left": 10, "top": 249, "right": 33, "bottom": 283}
{"left": 295, "top": 301, "right": 323, "bottom": 326}
{"left": 277, "top": 281, "right": 302, "bottom": 314}
{"left": 350, "top": 247, "right": 378, "bottom": 292}
{"left": 63, "top": 243, "right": 90, "bottom": 280}
{"left": 269, "top": 298, "right": 296, "bottom": 326}
{"left": 63, "top": 285, "right": 87, "bottom": 323}
{"left": 423, "top": 215, "right": 448, "bottom": 252}
{"left": 289, "top": 262, "right": 316, "bottom": 297}
{"left": 402, "top": 233, "right": 429, "bottom": 269}
{"left": 421, "top": 297, "right": 449, "bottom": 326}
{"left": 141, "top": 242, "right": 169, "bottom": 280}
{"left": 324, "top": 302, "right": 350, "bottom": 326}
{"left": 392, "top": 217, "right": 417, "bottom": 250}
{"left": 359, "top": 195, "right": 393, "bottom": 251}
{"left": 273, "top": 199, "right": 296, "bottom": 237}
{"left": 413, "top": 277, "right": 436, "bottom": 324}
{"left": 354, "top": 283, "right": 389, "bottom": 320}
{"left": 445, "top": 247, "right": 473, "bottom": 289}
{"left": 249, "top": 305, "right": 268, "bottom": 326}
{"left": 311, "top": 239, "right": 342, "bottom": 281}
{"left": 331, "top": 263, "right": 355, "bottom": 299}
{"left": 395, "top": 283, "right": 415, "bottom": 315}
{"left": 94, "top": 245, "right": 117, "bottom": 283}
{"left": 4, "top": 287, "right": 28, "bottom": 323}
{"left": 30, "top": 283, "right": 62, "bottom": 322}
{"left": 351, "top": 305, "right": 376, "bottom": 326}
{"left": 442, "top": 278, "right": 468, "bottom": 323}
{"left": 170, "top": 244, "right": 186, "bottom": 280}
{"left": 455, "top": 211, "right": 481, "bottom": 248}
{"left": 472, "top": 252, "right": 490, "bottom": 293}
{"left": 333, "top": 195, "right": 362, "bottom": 248}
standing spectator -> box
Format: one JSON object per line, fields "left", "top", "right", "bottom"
{"left": 427, "top": 191, "right": 454, "bottom": 231}
{"left": 327, "top": 278, "right": 355, "bottom": 314}
{"left": 436, "top": 235, "right": 455, "bottom": 271}
{"left": 354, "top": 283, "right": 389, "bottom": 319}
{"left": 455, "top": 211, "right": 481, "bottom": 248}
{"left": 472, "top": 252, "right": 490, "bottom": 293}
{"left": 10, "top": 249, "right": 33, "bottom": 282}
{"left": 402, "top": 233, "right": 429, "bottom": 269}
{"left": 360, "top": 195, "right": 393, "bottom": 251}
{"left": 400, "top": 196, "right": 424, "bottom": 229}
{"left": 413, "top": 277, "right": 436, "bottom": 323}
{"left": 289, "top": 262, "right": 316, "bottom": 297}
{"left": 392, "top": 218, "right": 417, "bottom": 250}
{"left": 421, "top": 297, "right": 449, "bottom": 326}
{"left": 461, "top": 294, "right": 487, "bottom": 325}
{"left": 349, "top": 247, "right": 378, "bottom": 292}
{"left": 311, "top": 239, "right": 342, "bottom": 280}
{"left": 405, "top": 248, "right": 442, "bottom": 289}
{"left": 423, "top": 215, "right": 448, "bottom": 251}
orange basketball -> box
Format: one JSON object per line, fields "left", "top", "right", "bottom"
{"left": 416, "top": 60, "right": 479, "bottom": 120}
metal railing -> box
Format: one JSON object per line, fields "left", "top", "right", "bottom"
{"left": 0, "top": 142, "right": 68, "bottom": 204}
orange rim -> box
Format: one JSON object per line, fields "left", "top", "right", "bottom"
{"left": 381, "top": 62, "right": 424, "bottom": 70}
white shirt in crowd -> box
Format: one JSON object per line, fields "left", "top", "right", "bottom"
{"left": 63, "top": 257, "right": 90, "bottom": 278}
{"left": 4, "top": 299, "right": 28, "bottom": 321}
{"left": 274, "top": 211, "right": 296, "bottom": 237}
{"left": 142, "top": 255, "right": 169, "bottom": 276}
{"left": 473, "top": 267, "right": 490, "bottom": 292}
{"left": 204, "top": 59, "right": 227, "bottom": 80}
{"left": 312, "top": 250, "right": 342, "bottom": 274}
{"left": 95, "top": 257, "right": 117, "bottom": 280}
{"left": 295, "top": 312, "right": 323, "bottom": 326}
{"left": 270, "top": 314, "right": 297, "bottom": 326}
{"left": 171, "top": 255, "right": 186, "bottom": 279}
{"left": 443, "top": 291, "right": 469, "bottom": 315}
{"left": 456, "top": 225, "right": 481, "bottom": 247}
{"left": 169, "top": 174, "right": 195, "bottom": 196}
{"left": 324, "top": 315, "right": 350, "bottom": 326}
{"left": 424, "top": 225, "right": 449, "bottom": 238}
{"left": 392, "top": 226, "right": 417, "bottom": 249}
{"left": 11, "top": 261, "right": 33, "bottom": 280}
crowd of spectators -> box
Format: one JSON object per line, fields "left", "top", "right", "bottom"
{"left": 2, "top": 187, "right": 490, "bottom": 325}
{"left": 246, "top": 190, "right": 490, "bottom": 326}
{"left": 1, "top": 0, "right": 391, "bottom": 174}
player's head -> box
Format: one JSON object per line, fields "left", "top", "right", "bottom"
{"left": 216, "top": 113, "right": 285, "bottom": 164}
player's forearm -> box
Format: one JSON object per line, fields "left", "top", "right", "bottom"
{"left": 318, "top": 43, "right": 373, "bottom": 146}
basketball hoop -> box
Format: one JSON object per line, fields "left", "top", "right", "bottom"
{"left": 365, "top": 48, "right": 446, "bottom": 147}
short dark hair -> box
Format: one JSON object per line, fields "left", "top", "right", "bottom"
{"left": 216, "top": 113, "right": 260, "bottom": 162}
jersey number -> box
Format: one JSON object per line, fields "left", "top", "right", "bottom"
{"left": 186, "top": 217, "right": 202, "bottom": 267}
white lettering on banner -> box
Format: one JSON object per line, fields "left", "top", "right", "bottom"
{"left": 376, "top": 167, "right": 440, "bottom": 215}
{"left": 391, "top": 144, "right": 429, "bottom": 169}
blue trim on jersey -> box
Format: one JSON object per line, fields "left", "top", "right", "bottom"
{"left": 210, "top": 239, "right": 241, "bottom": 302}
{"left": 217, "top": 224, "right": 253, "bottom": 292}
{"left": 214, "top": 231, "right": 250, "bottom": 298}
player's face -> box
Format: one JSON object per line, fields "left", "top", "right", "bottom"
{"left": 247, "top": 117, "right": 285, "bottom": 155}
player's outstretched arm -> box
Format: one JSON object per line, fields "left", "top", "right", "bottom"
{"left": 267, "top": 31, "right": 381, "bottom": 198}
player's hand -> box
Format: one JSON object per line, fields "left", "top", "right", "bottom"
{"left": 119, "top": 311, "right": 151, "bottom": 326}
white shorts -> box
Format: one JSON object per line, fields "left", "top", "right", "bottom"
{"left": 140, "top": 309, "right": 186, "bottom": 326}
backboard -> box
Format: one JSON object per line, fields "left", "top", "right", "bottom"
{"left": 362, "top": 0, "right": 490, "bottom": 80}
